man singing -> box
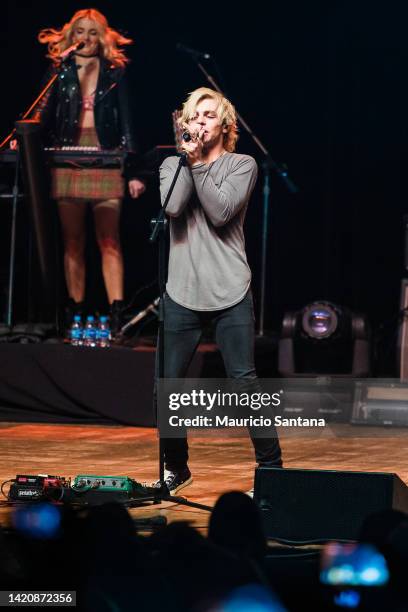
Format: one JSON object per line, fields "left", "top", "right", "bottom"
{"left": 159, "top": 87, "right": 282, "bottom": 494}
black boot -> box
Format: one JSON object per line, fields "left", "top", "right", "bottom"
{"left": 110, "top": 300, "right": 124, "bottom": 337}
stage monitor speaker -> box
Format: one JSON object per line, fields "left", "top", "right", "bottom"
{"left": 351, "top": 381, "right": 408, "bottom": 426}
{"left": 254, "top": 467, "right": 408, "bottom": 542}
{"left": 397, "top": 278, "right": 408, "bottom": 380}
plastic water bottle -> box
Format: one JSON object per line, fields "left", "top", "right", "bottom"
{"left": 69, "top": 315, "right": 83, "bottom": 346}
{"left": 83, "top": 315, "right": 97, "bottom": 348}
{"left": 97, "top": 315, "right": 111, "bottom": 348}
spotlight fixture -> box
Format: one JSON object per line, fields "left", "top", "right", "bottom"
{"left": 279, "top": 301, "right": 370, "bottom": 377}
{"left": 301, "top": 302, "right": 339, "bottom": 340}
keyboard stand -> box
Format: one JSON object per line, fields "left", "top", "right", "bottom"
{"left": 0, "top": 147, "right": 24, "bottom": 327}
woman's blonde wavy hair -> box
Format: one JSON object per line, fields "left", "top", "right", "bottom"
{"left": 38, "top": 8, "right": 132, "bottom": 67}
{"left": 178, "top": 87, "right": 239, "bottom": 152}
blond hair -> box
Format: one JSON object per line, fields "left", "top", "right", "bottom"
{"left": 178, "top": 87, "right": 239, "bottom": 152}
{"left": 38, "top": 8, "right": 132, "bottom": 68}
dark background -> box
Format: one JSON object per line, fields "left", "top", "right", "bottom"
{"left": 1, "top": 1, "right": 407, "bottom": 370}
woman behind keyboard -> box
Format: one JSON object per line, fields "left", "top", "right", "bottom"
{"left": 34, "top": 8, "right": 146, "bottom": 335}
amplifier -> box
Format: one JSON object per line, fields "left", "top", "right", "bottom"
{"left": 281, "top": 378, "right": 353, "bottom": 423}
{"left": 351, "top": 381, "right": 408, "bottom": 426}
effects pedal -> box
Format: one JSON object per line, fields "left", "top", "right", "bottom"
{"left": 73, "top": 475, "right": 135, "bottom": 492}
{"left": 8, "top": 474, "right": 69, "bottom": 501}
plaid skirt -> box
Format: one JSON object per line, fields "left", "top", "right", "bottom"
{"left": 51, "top": 128, "right": 125, "bottom": 200}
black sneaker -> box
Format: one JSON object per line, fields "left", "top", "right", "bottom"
{"left": 154, "top": 468, "right": 192, "bottom": 495}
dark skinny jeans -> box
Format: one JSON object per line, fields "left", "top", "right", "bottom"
{"left": 157, "top": 290, "right": 282, "bottom": 472}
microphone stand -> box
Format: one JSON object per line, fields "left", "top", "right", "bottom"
{"left": 148, "top": 154, "right": 212, "bottom": 512}
{"left": 0, "top": 50, "right": 78, "bottom": 328}
{"left": 118, "top": 297, "right": 160, "bottom": 335}
{"left": 0, "top": 44, "right": 83, "bottom": 150}
{"left": 0, "top": 74, "right": 58, "bottom": 151}
{"left": 0, "top": 78, "right": 59, "bottom": 328}
{"left": 183, "top": 54, "right": 298, "bottom": 336}
{"left": 2, "top": 144, "right": 20, "bottom": 329}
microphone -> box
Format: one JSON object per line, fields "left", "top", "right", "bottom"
{"left": 176, "top": 43, "right": 211, "bottom": 60}
{"left": 182, "top": 131, "right": 192, "bottom": 142}
{"left": 60, "top": 41, "right": 85, "bottom": 61}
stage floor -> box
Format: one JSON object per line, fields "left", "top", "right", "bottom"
{"left": 0, "top": 422, "right": 407, "bottom": 534}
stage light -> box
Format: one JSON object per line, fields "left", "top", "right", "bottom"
{"left": 301, "top": 301, "right": 338, "bottom": 339}
{"left": 278, "top": 301, "right": 370, "bottom": 377}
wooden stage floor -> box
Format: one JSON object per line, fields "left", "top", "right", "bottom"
{"left": 0, "top": 422, "right": 407, "bottom": 532}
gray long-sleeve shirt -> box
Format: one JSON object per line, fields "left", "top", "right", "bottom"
{"left": 159, "top": 152, "right": 258, "bottom": 311}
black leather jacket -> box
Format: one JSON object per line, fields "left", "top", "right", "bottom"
{"left": 34, "top": 58, "right": 142, "bottom": 179}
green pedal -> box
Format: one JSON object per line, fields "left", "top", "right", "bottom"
{"left": 73, "top": 474, "right": 137, "bottom": 493}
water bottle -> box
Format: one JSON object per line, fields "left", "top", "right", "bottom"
{"left": 97, "top": 315, "right": 111, "bottom": 348}
{"left": 83, "top": 315, "right": 97, "bottom": 347}
{"left": 69, "top": 315, "right": 83, "bottom": 346}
